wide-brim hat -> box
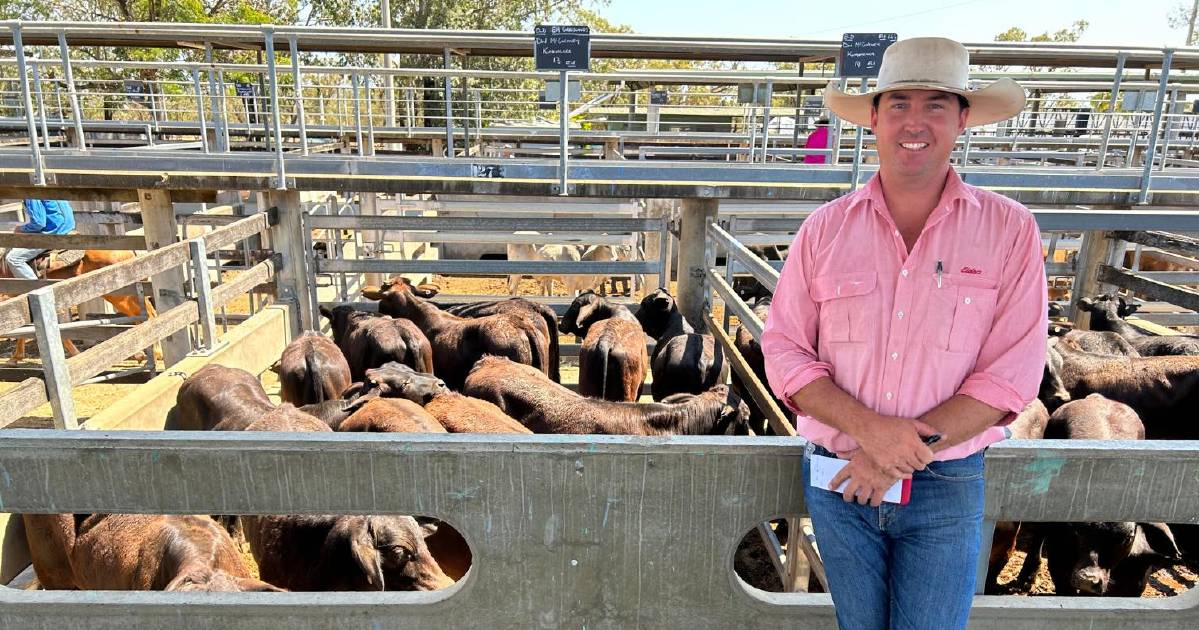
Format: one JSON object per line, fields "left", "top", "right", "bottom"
{"left": 824, "top": 37, "right": 1026, "bottom": 128}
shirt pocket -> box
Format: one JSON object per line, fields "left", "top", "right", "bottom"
{"left": 928, "top": 273, "right": 999, "bottom": 355}
{"left": 809, "top": 271, "right": 877, "bottom": 344}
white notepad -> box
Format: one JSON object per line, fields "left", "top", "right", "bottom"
{"left": 809, "top": 454, "right": 910, "bottom": 504}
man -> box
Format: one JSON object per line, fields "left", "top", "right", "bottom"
{"left": 5, "top": 198, "right": 76, "bottom": 279}
{"left": 761, "top": 38, "right": 1046, "bottom": 629}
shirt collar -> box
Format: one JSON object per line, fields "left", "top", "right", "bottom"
{"left": 854, "top": 167, "right": 981, "bottom": 220}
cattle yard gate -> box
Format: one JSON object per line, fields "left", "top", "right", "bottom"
{"left": 0, "top": 22, "right": 1196, "bottom": 629}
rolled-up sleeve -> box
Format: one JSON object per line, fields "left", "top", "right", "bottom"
{"left": 761, "top": 220, "right": 833, "bottom": 415}
{"left": 956, "top": 212, "right": 1048, "bottom": 417}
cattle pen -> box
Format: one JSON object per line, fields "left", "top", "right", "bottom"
{"left": 0, "top": 22, "right": 1196, "bottom": 628}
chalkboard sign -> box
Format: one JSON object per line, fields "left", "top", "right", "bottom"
{"left": 650, "top": 90, "right": 668, "bottom": 105}
{"left": 234, "top": 82, "right": 256, "bottom": 98}
{"left": 840, "top": 33, "right": 898, "bottom": 78}
{"left": 533, "top": 25, "right": 590, "bottom": 71}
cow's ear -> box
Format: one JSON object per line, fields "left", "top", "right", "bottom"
{"left": 349, "top": 518, "right": 385, "bottom": 591}
{"left": 414, "top": 283, "right": 440, "bottom": 298}
{"left": 575, "top": 301, "right": 599, "bottom": 329}
{"left": 267, "top": 361, "right": 281, "bottom": 374}
{"left": 319, "top": 305, "right": 334, "bottom": 319}
{"left": 1136, "top": 523, "right": 1182, "bottom": 561}
{"left": 1076, "top": 297, "right": 1094, "bottom": 311}
{"left": 361, "top": 286, "right": 386, "bottom": 300}
{"left": 416, "top": 517, "right": 440, "bottom": 538}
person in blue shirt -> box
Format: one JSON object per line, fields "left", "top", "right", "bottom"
{"left": 5, "top": 199, "right": 76, "bottom": 279}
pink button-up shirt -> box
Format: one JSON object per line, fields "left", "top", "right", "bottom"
{"left": 761, "top": 169, "right": 1048, "bottom": 461}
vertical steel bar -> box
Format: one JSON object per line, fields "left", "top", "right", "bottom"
{"left": 461, "top": 76, "right": 471, "bottom": 153}
{"left": 12, "top": 24, "right": 45, "bottom": 185}
{"left": 189, "top": 240, "right": 219, "bottom": 351}
{"left": 1157, "top": 88, "right": 1178, "bottom": 171}
{"left": 829, "top": 77, "right": 849, "bottom": 166}
{"left": 57, "top": 32, "right": 86, "bottom": 150}
{"left": 192, "top": 70, "right": 209, "bottom": 154}
{"left": 747, "top": 87, "right": 758, "bottom": 162}
{"left": 299, "top": 210, "right": 320, "bottom": 332}
{"left": 961, "top": 128, "right": 973, "bottom": 165}
{"left": 289, "top": 35, "right": 309, "bottom": 156}
{"left": 405, "top": 85, "right": 413, "bottom": 134}
{"left": 975, "top": 520, "right": 997, "bottom": 595}
{"left": 657, "top": 216, "right": 670, "bottom": 290}
{"left": 559, "top": 70, "right": 570, "bottom": 195}
{"left": 1097, "top": 52, "right": 1127, "bottom": 170}
{"left": 365, "top": 73, "right": 376, "bottom": 156}
{"left": 204, "top": 43, "right": 226, "bottom": 152}
{"left": 849, "top": 77, "right": 868, "bottom": 191}
{"left": 351, "top": 74, "right": 364, "bottom": 156}
{"left": 28, "top": 287, "right": 77, "bottom": 429}
{"left": 264, "top": 28, "right": 287, "bottom": 189}
{"left": 337, "top": 84, "right": 346, "bottom": 135}
{"left": 1137, "top": 49, "right": 1173, "bottom": 204}
{"left": 443, "top": 48, "right": 454, "bottom": 157}
{"left": 31, "top": 63, "right": 50, "bottom": 151}
{"left": 760, "top": 81, "right": 773, "bottom": 163}
{"left": 722, "top": 218, "right": 735, "bottom": 333}
{"left": 135, "top": 281, "right": 157, "bottom": 377}
{"left": 217, "top": 69, "right": 231, "bottom": 151}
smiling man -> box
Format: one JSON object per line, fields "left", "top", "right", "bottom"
{"left": 761, "top": 38, "right": 1047, "bottom": 629}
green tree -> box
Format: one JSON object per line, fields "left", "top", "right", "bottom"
{"left": 1167, "top": 1, "right": 1199, "bottom": 45}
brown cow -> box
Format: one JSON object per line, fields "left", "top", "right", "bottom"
{"left": 277, "top": 331, "right": 351, "bottom": 406}
{"left": 165, "top": 364, "right": 274, "bottom": 431}
{"left": 320, "top": 305, "right": 434, "bottom": 380}
{"left": 21, "top": 513, "right": 79, "bottom": 589}
{"left": 362, "top": 278, "right": 551, "bottom": 390}
{"left": 634, "top": 289, "right": 728, "bottom": 401}
{"left": 443, "top": 294, "right": 562, "bottom": 383}
{"left": 244, "top": 514, "right": 453, "bottom": 592}
{"left": 560, "top": 291, "right": 648, "bottom": 402}
{"left": 244, "top": 404, "right": 332, "bottom": 433}
{"left": 337, "top": 397, "right": 446, "bottom": 433}
{"left": 464, "top": 355, "right": 748, "bottom": 435}
{"left": 61, "top": 514, "right": 281, "bottom": 591}
{"left": 361, "top": 362, "right": 529, "bottom": 434}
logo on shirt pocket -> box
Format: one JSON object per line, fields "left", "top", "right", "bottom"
{"left": 809, "top": 271, "right": 878, "bottom": 344}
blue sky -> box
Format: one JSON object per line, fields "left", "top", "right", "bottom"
{"left": 601, "top": 0, "right": 1192, "bottom": 48}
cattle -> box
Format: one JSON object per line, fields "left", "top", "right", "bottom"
{"left": 634, "top": 288, "right": 729, "bottom": 400}
{"left": 337, "top": 397, "right": 446, "bottom": 433}
{"left": 320, "top": 304, "right": 434, "bottom": 380}
{"left": 21, "top": 513, "right": 79, "bottom": 589}
{"left": 560, "top": 291, "right": 648, "bottom": 402}
{"left": 244, "top": 404, "right": 333, "bottom": 433}
{"left": 362, "top": 362, "right": 530, "bottom": 434}
{"left": 1078, "top": 294, "right": 1199, "bottom": 356}
{"left": 296, "top": 396, "right": 375, "bottom": 429}
{"left": 1059, "top": 329, "right": 1140, "bottom": 357}
{"left": 1041, "top": 394, "right": 1182, "bottom": 596}
{"left": 506, "top": 237, "right": 581, "bottom": 296}
{"left": 1042, "top": 336, "right": 1199, "bottom": 439}
{"left": 564, "top": 244, "right": 641, "bottom": 297}
{"left": 984, "top": 400, "right": 1051, "bottom": 594}
{"left": 362, "top": 277, "right": 551, "bottom": 390}
{"left": 730, "top": 296, "right": 791, "bottom": 435}
{"left": 442, "top": 295, "right": 562, "bottom": 383}
{"left": 464, "top": 355, "right": 748, "bottom": 435}
{"left": 244, "top": 514, "right": 453, "bottom": 592}
{"left": 165, "top": 364, "right": 274, "bottom": 431}
{"left": 277, "top": 331, "right": 352, "bottom": 406}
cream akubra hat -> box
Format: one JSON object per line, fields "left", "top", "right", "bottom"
{"left": 823, "top": 37, "right": 1027, "bottom": 128}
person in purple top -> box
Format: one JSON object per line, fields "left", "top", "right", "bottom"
{"left": 5, "top": 199, "right": 76, "bottom": 279}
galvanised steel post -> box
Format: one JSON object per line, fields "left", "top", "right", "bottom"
{"left": 58, "top": 32, "right": 86, "bottom": 150}
{"left": 351, "top": 74, "right": 364, "bottom": 156}
{"left": 31, "top": 63, "right": 50, "bottom": 151}
{"left": 849, "top": 77, "right": 867, "bottom": 191}
{"left": 217, "top": 67, "right": 231, "bottom": 152}
{"left": 192, "top": 69, "right": 209, "bottom": 154}
{"left": 559, "top": 69, "right": 570, "bottom": 195}
{"left": 364, "top": 73, "right": 376, "bottom": 156}
{"left": 444, "top": 48, "right": 454, "bottom": 157}
{"left": 760, "top": 80, "right": 773, "bottom": 163}
{"left": 204, "top": 43, "right": 227, "bottom": 152}
{"left": 1157, "top": 88, "right": 1179, "bottom": 172}
{"left": 829, "top": 76, "right": 848, "bottom": 167}
{"left": 1096, "top": 52, "right": 1126, "bottom": 170}
{"left": 11, "top": 23, "right": 45, "bottom": 185}
{"left": 289, "top": 35, "right": 309, "bottom": 155}
{"left": 1137, "top": 48, "right": 1173, "bottom": 204}
{"left": 264, "top": 27, "right": 287, "bottom": 189}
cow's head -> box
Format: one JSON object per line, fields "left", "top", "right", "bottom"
{"left": 364, "top": 362, "right": 447, "bottom": 405}
{"left": 1057, "top": 521, "right": 1181, "bottom": 596}
{"left": 362, "top": 277, "right": 440, "bottom": 300}
{"left": 560, "top": 290, "right": 603, "bottom": 338}
{"left": 337, "top": 515, "right": 454, "bottom": 591}
{"left": 635, "top": 288, "right": 678, "bottom": 338}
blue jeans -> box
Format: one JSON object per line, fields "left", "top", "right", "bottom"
{"left": 4, "top": 247, "right": 45, "bottom": 280}
{"left": 803, "top": 443, "right": 985, "bottom": 630}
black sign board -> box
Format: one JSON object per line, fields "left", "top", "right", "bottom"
{"left": 533, "top": 25, "right": 590, "bottom": 71}
{"left": 839, "top": 33, "right": 898, "bottom": 78}
{"left": 234, "top": 82, "right": 256, "bottom": 98}
{"left": 650, "top": 90, "right": 668, "bottom": 105}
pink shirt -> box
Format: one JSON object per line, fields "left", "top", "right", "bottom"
{"left": 761, "top": 169, "right": 1048, "bottom": 461}
{"left": 803, "top": 127, "right": 829, "bottom": 164}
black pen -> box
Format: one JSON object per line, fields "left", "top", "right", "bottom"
{"left": 934, "top": 259, "right": 943, "bottom": 288}
{"left": 922, "top": 434, "right": 942, "bottom": 446}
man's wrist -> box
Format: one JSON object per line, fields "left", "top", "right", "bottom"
{"left": 845, "top": 411, "right": 882, "bottom": 444}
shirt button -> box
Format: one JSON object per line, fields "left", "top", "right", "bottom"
{"left": 890, "top": 352, "right": 898, "bottom": 361}
{"left": 964, "top": 297, "right": 972, "bottom": 305}
{"left": 894, "top": 229, "right": 900, "bottom": 236}
{"left": 885, "top": 392, "right": 894, "bottom": 400}
{"left": 901, "top": 269, "right": 909, "bottom": 277}
{"left": 896, "top": 310, "right": 904, "bottom": 319}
